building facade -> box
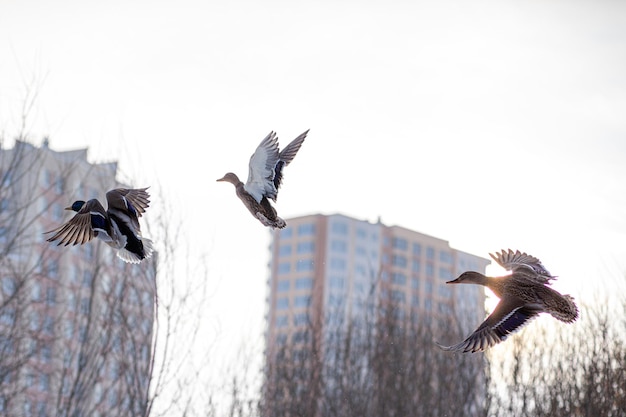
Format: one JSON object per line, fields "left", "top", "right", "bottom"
{"left": 0, "top": 140, "right": 155, "bottom": 417}
{"left": 264, "top": 213, "right": 490, "bottom": 415}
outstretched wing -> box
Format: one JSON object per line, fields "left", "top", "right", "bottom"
{"left": 273, "top": 129, "right": 308, "bottom": 193}
{"left": 107, "top": 188, "right": 150, "bottom": 216}
{"left": 45, "top": 199, "right": 105, "bottom": 246}
{"left": 490, "top": 249, "right": 554, "bottom": 282}
{"left": 106, "top": 188, "right": 150, "bottom": 232}
{"left": 244, "top": 132, "right": 280, "bottom": 202}
{"left": 437, "top": 299, "right": 542, "bottom": 353}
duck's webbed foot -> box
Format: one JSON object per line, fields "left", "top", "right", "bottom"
{"left": 256, "top": 212, "right": 286, "bottom": 229}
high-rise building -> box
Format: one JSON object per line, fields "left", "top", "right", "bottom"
{"left": 266, "top": 213, "right": 489, "bottom": 354}
{"left": 0, "top": 140, "right": 155, "bottom": 417}
{"left": 263, "top": 213, "right": 490, "bottom": 415}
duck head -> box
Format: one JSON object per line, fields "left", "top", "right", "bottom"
{"left": 216, "top": 172, "right": 241, "bottom": 185}
{"left": 65, "top": 200, "right": 86, "bottom": 212}
{"left": 446, "top": 271, "right": 487, "bottom": 285}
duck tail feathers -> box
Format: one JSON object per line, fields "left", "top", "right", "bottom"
{"left": 116, "top": 237, "right": 154, "bottom": 264}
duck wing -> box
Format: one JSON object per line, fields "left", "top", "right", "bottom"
{"left": 244, "top": 132, "right": 280, "bottom": 202}
{"left": 106, "top": 188, "right": 150, "bottom": 231}
{"left": 490, "top": 249, "right": 554, "bottom": 283}
{"left": 273, "top": 130, "right": 308, "bottom": 193}
{"left": 106, "top": 188, "right": 150, "bottom": 216}
{"left": 45, "top": 199, "right": 106, "bottom": 246}
{"left": 437, "top": 299, "right": 542, "bottom": 353}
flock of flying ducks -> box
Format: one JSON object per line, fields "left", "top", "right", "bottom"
{"left": 44, "top": 130, "right": 578, "bottom": 353}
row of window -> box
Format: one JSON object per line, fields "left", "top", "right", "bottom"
{"left": 276, "top": 277, "right": 314, "bottom": 292}
{"left": 280, "top": 221, "right": 379, "bottom": 241}
{"left": 278, "top": 241, "right": 315, "bottom": 256}
{"left": 275, "top": 312, "right": 310, "bottom": 327}
{"left": 275, "top": 295, "right": 311, "bottom": 310}
{"left": 387, "top": 238, "right": 454, "bottom": 263}
{"left": 277, "top": 259, "right": 315, "bottom": 274}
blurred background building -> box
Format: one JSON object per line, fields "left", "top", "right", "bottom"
{"left": 0, "top": 140, "right": 155, "bottom": 417}
{"left": 264, "top": 213, "right": 490, "bottom": 415}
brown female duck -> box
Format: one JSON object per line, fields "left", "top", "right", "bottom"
{"left": 438, "top": 249, "right": 578, "bottom": 353}
{"left": 217, "top": 130, "right": 308, "bottom": 229}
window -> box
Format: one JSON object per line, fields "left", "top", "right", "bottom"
{"left": 280, "top": 228, "right": 293, "bottom": 238}
{"left": 277, "top": 262, "right": 290, "bottom": 274}
{"left": 276, "top": 297, "right": 289, "bottom": 310}
{"left": 294, "top": 312, "right": 309, "bottom": 325}
{"left": 392, "top": 255, "right": 407, "bottom": 268}
{"left": 29, "top": 311, "right": 40, "bottom": 331}
{"left": 82, "top": 271, "right": 93, "bottom": 288}
{"left": 53, "top": 203, "right": 64, "bottom": 221}
{"left": 438, "top": 285, "right": 452, "bottom": 298}
{"left": 84, "top": 244, "right": 94, "bottom": 260}
{"left": 356, "top": 228, "right": 367, "bottom": 239}
{"left": 439, "top": 267, "right": 453, "bottom": 280}
{"left": 329, "top": 276, "right": 344, "bottom": 289}
{"left": 426, "top": 264, "right": 434, "bottom": 277}
{"left": 296, "top": 259, "right": 314, "bottom": 272}
{"left": 41, "top": 345, "right": 51, "bottom": 363}
{"left": 392, "top": 272, "right": 407, "bottom": 285}
{"left": 46, "top": 260, "right": 59, "bottom": 279}
{"left": 392, "top": 237, "right": 407, "bottom": 250}
{"left": 275, "top": 315, "right": 288, "bottom": 327}
{"left": 64, "top": 321, "right": 74, "bottom": 339}
{"left": 277, "top": 280, "right": 290, "bottom": 292}
{"left": 412, "top": 243, "right": 422, "bottom": 256}
{"left": 295, "top": 277, "right": 313, "bottom": 290}
{"left": 278, "top": 245, "right": 292, "bottom": 256}
{"left": 412, "top": 259, "right": 421, "bottom": 273}
{"left": 391, "top": 290, "right": 406, "bottom": 303}
{"left": 1, "top": 277, "right": 15, "bottom": 296}
{"left": 329, "top": 258, "right": 346, "bottom": 270}
{"left": 66, "top": 292, "right": 76, "bottom": 311}
{"left": 355, "top": 246, "right": 366, "bottom": 256}
{"left": 412, "top": 278, "right": 420, "bottom": 290}
{"left": 0, "top": 309, "right": 15, "bottom": 326}
{"left": 439, "top": 251, "right": 453, "bottom": 264}
{"left": 331, "top": 221, "right": 348, "bottom": 235}
{"left": 425, "top": 281, "right": 433, "bottom": 294}
{"left": 42, "top": 170, "right": 51, "bottom": 187}
{"left": 55, "top": 178, "right": 64, "bottom": 194}
{"left": 80, "top": 298, "right": 90, "bottom": 315}
{"left": 108, "top": 390, "right": 118, "bottom": 407}
{"left": 39, "top": 374, "right": 50, "bottom": 391}
{"left": 297, "top": 241, "right": 315, "bottom": 253}
{"left": 330, "top": 239, "right": 347, "bottom": 253}
{"left": 46, "top": 287, "right": 56, "bottom": 306}
{"left": 294, "top": 295, "right": 311, "bottom": 308}
{"left": 426, "top": 247, "right": 435, "bottom": 260}
{"left": 297, "top": 223, "right": 316, "bottom": 236}
{"left": 276, "top": 333, "right": 288, "bottom": 345}
{"left": 412, "top": 295, "right": 420, "bottom": 307}
{"left": 43, "top": 316, "right": 54, "bottom": 334}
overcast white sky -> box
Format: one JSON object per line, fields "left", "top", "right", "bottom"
{"left": 2, "top": 0, "right": 626, "bottom": 381}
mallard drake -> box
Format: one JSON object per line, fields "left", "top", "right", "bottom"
{"left": 437, "top": 249, "right": 578, "bottom": 353}
{"left": 217, "top": 130, "right": 308, "bottom": 229}
{"left": 45, "top": 188, "right": 153, "bottom": 264}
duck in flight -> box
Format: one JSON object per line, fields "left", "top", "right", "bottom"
{"left": 437, "top": 249, "right": 578, "bottom": 353}
{"left": 217, "top": 130, "right": 308, "bottom": 229}
{"left": 45, "top": 188, "right": 153, "bottom": 264}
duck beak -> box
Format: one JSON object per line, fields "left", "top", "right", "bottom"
{"left": 446, "top": 277, "right": 461, "bottom": 284}
{"left": 64, "top": 206, "right": 73, "bottom": 210}
{"left": 216, "top": 176, "right": 226, "bottom": 182}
